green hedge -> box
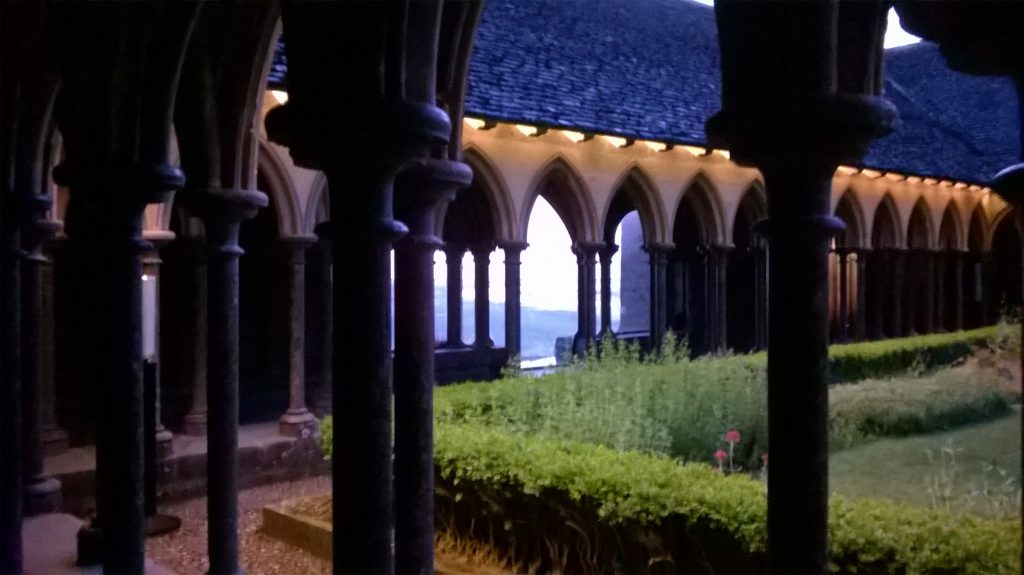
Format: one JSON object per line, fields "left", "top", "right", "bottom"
{"left": 435, "top": 421, "right": 1022, "bottom": 574}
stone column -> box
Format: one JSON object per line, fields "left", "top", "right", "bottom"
{"left": 58, "top": 161, "right": 181, "bottom": 574}
{"left": 936, "top": 250, "right": 947, "bottom": 330}
{"left": 571, "top": 241, "right": 599, "bottom": 356}
{"left": 921, "top": 250, "right": 936, "bottom": 334}
{"left": 890, "top": 249, "right": 905, "bottom": 337}
{"left": 444, "top": 244, "right": 466, "bottom": 348}
{"left": 39, "top": 234, "right": 69, "bottom": 455}
{"left": 21, "top": 214, "right": 63, "bottom": 516}
{"left": 836, "top": 248, "right": 850, "bottom": 343}
{"left": 278, "top": 236, "right": 318, "bottom": 437}
{"left": 185, "top": 188, "right": 267, "bottom": 575}
{"left": 0, "top": 196, "right": 24, "bottom": 575}
{"left": 312, "top": 223, "right": 333, "bottom": 416}
{"left": 142, "top": 234, "right": 174, "bottom": 457}
{"left": 648, "top": 244, "right": 670, "bottom": 348}
{"left": 754, "top": 246, "right": 768, "bottom": 349}
{"left": 953, "top": 252, "right": 965, "bottom": 330}
{"left": 500, "top": 241, "right": 527, "bottom": 358}
{"left": 470, "top": 243, "right": 494, "bottom": 349}
{"left": 182, "top": 236, "right": 209, "bottom": 436}
{"left": 707, "top": 245, "right": 730, "bottom": 352}
{"left": 393, "top": 159, "right": 471, "bottom": 575}
{"left": 854, "top": 250, "right": 868, "bottom": 341}
{"left": 599, "top": 243, "right": 618, "bottom": 337}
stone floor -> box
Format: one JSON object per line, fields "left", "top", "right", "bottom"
{"left": 24, "top": 514, "right": 174, "bottom": 575}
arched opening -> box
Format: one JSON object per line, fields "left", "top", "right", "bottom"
{"left": 868, "top": 195, "right": 900, "bottom": 339}
{"left": 965, "top": 206, "right": 989, "bottom": 327}
{"left": 726, "top": 188, "right": 766, "bottom": 352}
{"left": 937, "top": 205, "right": 962, "bottom": 331}
{"left": 832, "top": 193, "right": 864, "bottom": 341}
{"left": 990, "top": 211, "right": 1022, "bottom": 320}
{"left": 670, "top": 180, "right": 721, "bottom": 355}
{"left": 905, "top": 199, "right": 934, "bottom": 334}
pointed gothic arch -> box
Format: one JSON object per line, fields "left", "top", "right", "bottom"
{"left": 871, "top": 194, "right": 900, "bottom": 249}
{"left": 602, "top": 164, "right": 665, "bottom": 246}
{"left": 519, "top": 155, "right": 597, "bottom": 243}
{"left": 257, "top": 139, "right": 303, "bottom": 237}
{"left": 834, "top": 192, "right": 866, "bottom": 249}
{"left": 906, "top": 197, "right": 934, "bottom": 250}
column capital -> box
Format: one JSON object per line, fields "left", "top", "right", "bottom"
{"left": 469, "top": 242, "right": 497, "bottom": 259}
{"left": 497, "top": 240, "right": 529, "bottom": 254}
{"left": 53, "top": 160, "right": 183, "bottom": 208}
{"left": 177, "top": 187, "right": 268, "bottom": 225}
{"left": 443, "top": 242, "right": 468, "bottom": 257}
{"left": 313, "top": 221, "right": 331, "bottom": 241}
{"left": 598, "top": 243, "right": 619, "bottom": 261}
{"left": 571, "top": 240, "right": 604, "bottom": 257}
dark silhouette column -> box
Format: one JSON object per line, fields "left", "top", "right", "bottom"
{"left": 1, "top": 199, "right": 24, "bottom": 575}
{"left": 754, "top": 246, "right": 768, "bottom": 349}
{"left": 572, "top": 241, "right": 600, "bottom": 356}
{"left": 836, "top": 248, "right": 850, "bottom": 342}
{"left": 21, "top": 214, "right": 63, "bottom": 515}
{"left": 470, "top": 243, "right": 495, "bottom": 348}
{"left": 890, "top": 249, "right": 905, "bottom": 337}
{"left": 444, "top": 244, "right": 466, "bottom": 348}
{"left": 182, "top": 236, "right": 209, "bottom": 436}
{"left": 854, "top": 250, "right": 868, "bottom": 341}
{"left": 936, "top": 250, "right": 947, "bottom": 330}
{"left": 278, "top": 236, "right": 318, "bottom": 437}
{"left": 312, "top": 223, "right": 332, "bottom": 416}
{"left": 186, "top": 188, "right": 267, "bottom": 575}
{"left": 394, "top": 159, "right": 472, "bottom": 575}
{"left": 58, "top": 161, "right": 182, "bottom": 574}
{"left": 922, "top": 250, "right": 936, "bottom": 334}
{"left": 500, "top": 241, "right": 527, "bottom": 358}
{"left": 707, "top": 245, "right": 730, "bottom": 352}
{"left": 648, "top": 244, "right": 670, "bottom": 347}
{"left": 952, "top": 252, "right": 965, "bottom": 330}
{"left": 599, "top": 243, "right": 618, "bottom": 337}
{"left": 142, "top": 235, "right": 174, "bottom": 457}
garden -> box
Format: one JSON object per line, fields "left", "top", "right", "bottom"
{"left": 301, "top": 324, "right": 1021, "bottom": 574}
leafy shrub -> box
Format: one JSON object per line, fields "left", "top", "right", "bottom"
{"left": 435, "top": 422, "right": 1022, "bottom": 574}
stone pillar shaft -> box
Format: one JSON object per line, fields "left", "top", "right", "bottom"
{"left": 279, "top": 236, "right": 317, "bottom": 437}
{"left": 39, "top": 235, "right": 68, "bottom": 454}
{"left": 953, "top": 253, "right": 965, "bottom": 330}
{"left": 648, "top": 245, "right": 669, "bottom": 348}
{"left": 936, "top": 251, "right": 947, "bottom": 330}
{"left": 599, "top": 244, "right": 618, "bottom": 336}
{"left": 182, "top": 237, "right": 209, "bottom": 436}
{"left": 837, "top": 249, "right": 849, "bottom": 343}
{"left": 1, "top": 220, "right": 24, "bottom": 575}
{"left": 471, "top": 244, "right": 493, "bottom": 348}
{"left": 754, "top": 247, "right": 768, "bottom": 349}
{"left": 572, "top": 242, "right": 599, "bottom": 356}
{"left": 889, "top": 249, "right": 905, "bottom": 337}
{"left": 708, "top": 246, "right": 729, "bottom": 352}
{"left": 922, "top": 250, "right": 936, "bottom": 334}
{"left": 501, "top": 242, "right": 526, "bottom": 358}
{"left": 854, "top": 250, "right": 868, "bottom": 341}
{"left": 393, "top": 159, "right": 470, "bottom": 575}
{"left": 142, "top": 239, "right": 173, "bottom": 456}
{"left": 444, "top": 246, "right": 465, "bottom": 348}
{"left": 312, "top": 226, "right": 332, "bottom": 416}
{"left": 759, "top": 166, "right": 843, "bottom": 575}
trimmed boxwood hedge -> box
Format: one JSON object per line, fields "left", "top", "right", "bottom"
{"left": 434, "top": 421, "right": 1022, "bottom": 574}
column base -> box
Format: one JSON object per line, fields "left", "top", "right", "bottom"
{"left": 76, "top": 521, "right": 102, "bottom": 566}
{"left": 41, "top": 426, "right": 70, "bottom": 456}
{"left": 182, "top": 411, "right": 208, "bottom": 436}
{"left": 279, "top": 409, "right": 318, "bottom": 438}
{"left": 156, "top": 427, "right": 174, "bottom": 459}
{"left": 25, "top": 477, "right": 63, "bottom": 516}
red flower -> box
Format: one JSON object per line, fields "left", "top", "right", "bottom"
{"left": 715, "top": 449, "right": 728, "bottom": 462}
{"left": 725, "top": 429, "right": 741, "bottom": 444}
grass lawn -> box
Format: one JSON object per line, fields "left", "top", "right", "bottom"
{"left": 830, "top": 406, "right": 1021, "bottom": 518}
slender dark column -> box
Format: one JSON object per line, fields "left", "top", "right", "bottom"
{"left": 312, "top": 224, "right": 333, "bottom": 417}
{"left": 470, "top": 243, "right": 494, "bottom": 349}
{"left": 183, "top": 236, "right": 209, "bottom": 436}
{"left": 936, "top": 251, "right": 947, "bottom": 330}
{"left": 58, "top": 161, "right": 181, "bottom": 574}
{"left": 648, "top": 244, "right": 669, "bottom": 347}
{"left": 39, "top": 234, "right": 68, "bottom": 455}
{"left": 854, "top": 250, "right": 868, "bottom": 341}
{"left": 921, "top": 250, "right": 936, "bottom": 334}
{"left": 980, "top": 252, "right": 994, "bottom": 324}
{"left": 1, "top": 208, "right": 25, "bottom": 575}
{"left": 393, "top": 159, "right": 471, "bottom": 575}
{"left": 500, "top": 241, "right": 527, "bottom": 358}
{"left": 890, "top": 249, "right": 905, "bottom": 337}
{"left": 837, "top": 248, "right": 850, "bottom": 343}
{"left": 952, "top": 252, "right": 965, "bottom": 330}
{"left": 670, "top": 252, "right": 686, "bottom": 322}
{"left": 707, "top": 245, "right": 730, "bottom": 352}
{"left": 758, "top": 165, "right": 845, "bottom": 575}
{"left": 327, "top": 160, "right": 410, "bottom": 575}
{"left": 571, "top": 242, "right": 599, "bottom": 356}
{"left": 754, "top": 246, "right": 768, "bottom": 349}
{"left": 22, "top": 215, "right": 63, "bottom": 515}
{"left": 186, "top": 188, "right": 267, "bottom": 575}
{"left": 142, "top": 237, "right": 174, "bottom": 458}
{"left": 599, "top": 243, "right": 618, "bottom": 337}
{"left": 868, "top": 249, "right": 887, "bottom": 339}
{"left": 278, "top": 236, "right": 318, "bottom": 437}
{"left": 444, "top": 244, "right": 466, "bottom": 348}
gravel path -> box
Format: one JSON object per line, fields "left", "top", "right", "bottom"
{"left": 146, "top": 476, "right": 510, "bottom": 575}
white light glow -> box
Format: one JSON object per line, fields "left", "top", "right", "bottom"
{"left": 603, "top": 135, "right": 630, "bottom": 148}
{"left": 681, "top": 145, "right": 706, "bottom": 157}
{"left": 884, "top": 172, "right": 905, "bottom": 181}
{"left": 711, "top": 149, "right": 730, "bottom": 160}
{"left": 464, "top": 117, "right": 486, "bottom": 130}
{"left": 644, "top": 140, "right": 668, "bottom": 152}
{"left": 515, "top": 124, "right": 539, "bottom": 137}
{"left": 836, "top": 166, "right": 857, "bottom": 175}
{"left": 271, "top": 90, "right": 289, "bottom": 105}
{"left": 860, "top": 169, "right": 882, "bottom": 179}
{"left": 562, "top": 130, "right": 587, "bottom": 143}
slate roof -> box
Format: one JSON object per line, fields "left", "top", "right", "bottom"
{"left": 267, "top": 0, "right": 1019, "bottom": 185}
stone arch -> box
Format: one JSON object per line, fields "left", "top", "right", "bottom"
{"left": 937, "top": 201, "right": 963, "bottom": 251}
{"left": 906, "top": 197, "right": 934, "bottom": 250}
{"left": 833, "top": 192, "right": 866, "bottom": 249}
{"left": 727, "top": 185, "right": 767, "bottom": 352}
{"left": 968, "top": 205, "right": 988, "bottom": 251}
{"left": 303, "top": 172, "right": 329, "bottom": 233}
{"left": 871, "top": 194, "right": 901, "bottom": 249}
{"left": 520, "top": 154, "right": 597, "bottom": 243}
{"left": 988, "top": 205, "right": 1015, "bottom": 247}
{"left": 602, "top": 164, "right": 665, "bottom": 246}
{"left": 256, "top": 139, "right": 303, "bottom": 237}
{"left": 453, "top": 145, "right": 517, "bottom": 243}
{"left": 673, "top": 172, "right": 725, "bottom": 247}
